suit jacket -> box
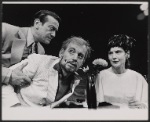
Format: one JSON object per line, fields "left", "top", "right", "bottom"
{"left": 2, "top": 23, "right": 45, "bottom": 83}
{"left": 9, "top": 54, "right": 80, "bottom": 107}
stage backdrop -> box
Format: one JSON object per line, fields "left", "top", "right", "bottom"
{"left": 2, "top": 3, "right": 148, "bottom": 77}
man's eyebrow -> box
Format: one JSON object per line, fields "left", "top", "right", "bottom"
{"left": 48, "top": 25, "right": 58, "bottom": 31}
{"left": 79, "top": 52, "right": 85, "bottom": 57}
{"left": 68, "top": 47, "right": 75, "bottom": 50}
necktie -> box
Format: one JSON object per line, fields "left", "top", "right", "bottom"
{"left": 32, "top": 42, "right": 38, "bottom": 54}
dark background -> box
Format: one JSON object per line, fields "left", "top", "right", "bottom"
{"left": 2, "top": 3, "right": 148, "bottom": 77}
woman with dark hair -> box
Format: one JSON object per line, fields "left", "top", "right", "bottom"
{"left": 95, "top": 34, "right": 148, "bottom": 109}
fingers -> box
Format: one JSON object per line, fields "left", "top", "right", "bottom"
{"left": 12, "top": 75, "right": 31, "bottom": 86}
{"left": 17, "top": 62, "right": 28, "bottom": 71}
{"left": 19, "top": 77, "right": 31, "bottom": 87}
{"left": 23, "top": 76, "right": 32, "bottom": 83}
{"left": 128, "top": 101, "right": 138, "bottom": 106}
{"left": 20, "top": 75, "right": 31, "bottom": 84}
{"left": 10, "top": 62, "right": 31, "bottom": 86}
{"left": 128, "top": 100, "right": 139, "bottom": 105}
{"left": 128, "top": 103, "right": 140, "bottom": 109}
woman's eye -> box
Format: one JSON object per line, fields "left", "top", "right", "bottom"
{"left": 116, "top": 51, "right": 121, "bottom": 54}
{"left": 108, "top": 52, "right": 112, "bottom": 55}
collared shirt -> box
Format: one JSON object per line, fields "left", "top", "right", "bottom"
{"left": 22, "top": 28, "right": 35, "bottom": 60}
{"left": 53, "top": 63, "right": 76, "bottom": 101}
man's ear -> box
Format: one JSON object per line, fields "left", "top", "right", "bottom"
{"left": 126, "top": 51, "right": 130, "bottom": 59}
{"left": 34, "top": 19, "right": 41, "bottom": 29}
{"left": 59, "top": 49, "right": 64, "bottom": 58}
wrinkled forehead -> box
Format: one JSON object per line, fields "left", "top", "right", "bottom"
{"left": 70, "top": 40, "right": 86, "bottom": 46}
{"left": 67, "top": 41, "right": 87, "bottom": 53}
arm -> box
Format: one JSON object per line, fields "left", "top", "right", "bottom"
{"left": 2, "top": 23, "right": 11, "bottom": 84}
{"left": 2, "top": 61, "right": 32, "bottom": 86}
{"left": 2, "top": 23, "right": 25, "bottom": 85}
{"left": 2, "top": 67, "right": 12, "bottom": 84}
{"left": 21, "top": 54, "right": 44, "bottom": 79}
{"left": 95, "top": 73, "right": 105, "bottom": 106}
{"left": 128, "top": 74, "right": 148, "bottom": 109}
{"left": 2, "top": 23, "right": 7, "bottom": 44}
{"left": 141, "top": 77, "right": 148, "bottom": 107}
{"left": 7, "top": 54, "right": 43, "bottom": 86}
{"left": 6, "top": 59, "right": 31, "bottom": 86}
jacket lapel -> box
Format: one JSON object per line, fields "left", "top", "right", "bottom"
{"left": 11, "top": 30, "right": 26, "bottom": 65}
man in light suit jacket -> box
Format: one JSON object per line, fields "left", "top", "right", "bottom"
{"left": 2, "top": 36, "right": 92, "bottom": 107}
{"left": 2, "top": 10, "right": 60, "bottom": 87}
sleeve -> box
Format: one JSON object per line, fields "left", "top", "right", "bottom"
{"left": 1, "top": 23, "right": 16, "bottom": 84}
{"left": 1, "top": 23, "right": 11, "bottom": 84}
{"left": 21, "top": 54, "right": 44, "bottom": 79}
{"left": 2, "top": 58, "right": 29, "bottom": 84}
{"left": 95, "top": 72, "right": 105, "bottom": 105}
{"left": 2, "top": 23, "right": 6, "bottom": 44}
{"left": 2, "top": 67, "right": 12, "bottom": 84}
{"left": 135, "top": 73, "right": 148, "bottom": 108}
{"left": 140, "top": 75, "right": 148, "bottom": 107}
{"left": 9, "top": 54, "right": 43, "bottom": 80}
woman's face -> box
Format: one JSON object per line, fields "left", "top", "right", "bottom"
{"left": 108, "top": 47, "right": 128, "bottom": 69}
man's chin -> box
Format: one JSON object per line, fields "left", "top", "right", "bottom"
{"left": 44, "top": 39, "right": 52, "bottom": 44}
{"left": 46, "top": 41, "right": 51, "bottom": 44}
{"left": 66, "top": 67, "right": 76, "bottom": 73}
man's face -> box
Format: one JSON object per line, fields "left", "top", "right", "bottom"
{"left": 60, "top": 42, "right": 87, "bottom": 74}
{"left": 36, "top": 15, "right": 59, "bottom": 44}
{"left": 108, "top": 47, "right": 128, "bottom": 69}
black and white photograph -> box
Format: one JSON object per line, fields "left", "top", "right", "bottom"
{"left": 1, "top": 1, "right": 149, "bottom": 121}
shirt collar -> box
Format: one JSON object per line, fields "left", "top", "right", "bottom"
{"left": 27, "top": 28, "right": 35, "bottom": 47}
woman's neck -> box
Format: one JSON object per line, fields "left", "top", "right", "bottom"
{"left": 111, "top": 66, "right": 126, "bottom": 74}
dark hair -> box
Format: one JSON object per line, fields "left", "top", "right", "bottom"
{"left": 107, "top": 34, "right": 136, "bottom": 68}
{"left": 107, "top": 34, "right": 136, "bottom": 52}
{"left": 60, "top": 36, "right": 92, "bottom": 61}
{"left": 32, "top": 10, "right": 61, "bottom": 25}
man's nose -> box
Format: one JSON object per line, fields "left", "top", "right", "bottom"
{"left": 72, "top": 54, "right": 78, "bottom": 61}
{"left": 51, "top": 31, "right": 56, "bottom": 37}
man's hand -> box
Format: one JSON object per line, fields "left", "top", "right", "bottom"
{"left": 10, "top": 62, "right": 31, "bottom": 86}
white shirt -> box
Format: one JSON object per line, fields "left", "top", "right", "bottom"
{"left": 3, "top": 54, "right": 80, "bottom": 107}
{"left": 95, "top": 67, "right": 148, "bottom": 108}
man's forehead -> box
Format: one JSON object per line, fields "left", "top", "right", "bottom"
{"left": 68, "top": 41, "right": 85, "bottom": 47}
{"left": 67, "top": 42, "right": 87, "bottom": 52}
{"left": 45, "top": 16, "right": 59, "bottom": 26}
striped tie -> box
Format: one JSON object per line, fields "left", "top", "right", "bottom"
{"left": 32, "top": 42, "right": 38, "bottom": 54}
